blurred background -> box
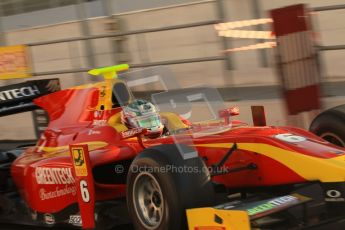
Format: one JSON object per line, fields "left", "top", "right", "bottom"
{"left": 0, "top": 0, "right": 344, "bottom": 139}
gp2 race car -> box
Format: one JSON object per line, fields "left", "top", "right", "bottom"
{"left": 1, "top": 64, "right": 345, "bottom": 230}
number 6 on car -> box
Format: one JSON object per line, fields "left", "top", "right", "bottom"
{"left": 69, "top": 144, "right": 95, "bottom": 229}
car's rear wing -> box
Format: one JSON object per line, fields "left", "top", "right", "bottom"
{"left": 0, "top": 79, "right": 60, "bottom": 117}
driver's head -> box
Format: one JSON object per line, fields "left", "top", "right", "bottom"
{"left": 121, "top": 99, "right": 163, "bottom": 138}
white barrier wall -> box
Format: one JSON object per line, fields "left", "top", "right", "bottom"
{"left": 2, "top": 0, "right": 345, "bottom": 88}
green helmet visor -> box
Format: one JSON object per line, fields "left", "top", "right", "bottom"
{"left": 137, "top": 115, "right": 161, "bottom": 129}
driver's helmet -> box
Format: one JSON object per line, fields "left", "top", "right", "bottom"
{"left": 121, "top": 99, "right": 164, "bottom": 138}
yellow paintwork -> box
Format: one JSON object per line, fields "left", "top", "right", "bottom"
{"left": 87, "top": 64, "right": 129, "bottom": 110}
{"left": 186, "top": 208, "right": 250, "bottom": 230}
{"left": 88, "top": 64, "right": 129, "bottom": 79}
{"left": 69, "top": 81, "right": 115, "bottom": 110}
{"left": 108, "top": 112, "right": 128, "bottom": 132}
{"left": 194, "top": 142, "right": 345, "bottom": 183}
{"left": 160, "top": 112, "right": 188, "bottom": 131}
{"left": 71, "top": 146, "right": 88, "bottom": 176}
{"left": 37, "top": 141, "right": 108, "bottom": 158}
{"left": 97, "top": 81, "right": 113, "bottom": 110}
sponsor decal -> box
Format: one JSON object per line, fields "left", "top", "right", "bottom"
{"left": 92, "top": 119, "right": 107, "bottom": 126}
{"left": 325, "top": 189, "right": 345, "bottom": 202}
{"left": 69, "top": 215, "right": 82, "bottom": 226}
{"left": 100, "top": 85, "right": 106, "bottom": 97}
{"left": 275, "top": 133, "right": 306, "bottom": 143}
{"left": 35, "top": 167, "right": 75, "bottom": 185}
{"left": 72, "top": 147, "right": 88, "bottom": 177}
{"left": 121, "top": 127, "right": 144, "bottom": 139}
{"left": 79, "top": 179, "right": 90, "bottom": 203}
{"left": 68, "top": 214, "right": 98, "bottom": 226}
{"left": 39, "top": 185, "right": 77, "bottom": 201}
{"left": 0, "top": 86, "right": 40, "bottom": 101}
{"left": 93, "top": 110, "right": 103, "bottom": 119}
{"left": 0, "top": 45, "right": 31, "bottom": 79}
{"left": 247, "top": 195, "right": 298, "bottom": 216}
{"left": 43, "top": 213, "right": 55, "bottom": 225}
{"left": 88, "top": 129, "right": 101, "bottom": 135}
{"left": 0, "top": 78, "right": 60, "bottom": 117}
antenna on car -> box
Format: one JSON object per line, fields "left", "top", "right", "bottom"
{"left": 88, "top": 64, "right": 129, "bottom": 80}
{"left": 87, "top": 64, "right": 129, "bottom": 110}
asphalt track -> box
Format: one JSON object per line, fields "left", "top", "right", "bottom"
{"left": 1, "top": 221, "right": 345, "bottom": 229}
{"left": 0, "top": 223, "right": 135, "bottom": 230}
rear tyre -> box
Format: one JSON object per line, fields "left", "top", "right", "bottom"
{"left": 127, "top": 144, "right": 214, "bottom": 230}
{"left": 310, "top": 112, "right": 345, "bottom": 147}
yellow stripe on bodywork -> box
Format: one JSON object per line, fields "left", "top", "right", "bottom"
{"left": 194, "top": 143, "right": 345, "bottom": 182}
{"left": 186, "top": 208, "right": 250, "bottom": 230}
{"left": 37, "top": 141, "right": 108, "bottom": 158}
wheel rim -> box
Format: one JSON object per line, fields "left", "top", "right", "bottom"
{"left": 133, "top": 172, "right": 164, "bottom": 229}
{"left": 320, "top": 132, "right": 345, "bottom": 147}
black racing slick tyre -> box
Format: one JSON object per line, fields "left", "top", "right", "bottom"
{"left": 310, "top": 112, "right": 345, "bottom": 147}
{"left": 126, "top": 144, "right": 214, "bottom": 230}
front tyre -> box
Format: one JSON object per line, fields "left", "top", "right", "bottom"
{"left": 310, "top": 112, "right": 345, "bottom": 147}
{"left": 127, "top": 144, "right": 214, "bottom": 230}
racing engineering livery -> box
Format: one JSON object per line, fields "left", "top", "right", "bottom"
{"left": 1, "top": 64, "right": 345, "bottom": 229}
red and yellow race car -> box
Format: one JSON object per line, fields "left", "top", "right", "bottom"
{"left": 1, "top": 64, "right": 345, "bottom": 229}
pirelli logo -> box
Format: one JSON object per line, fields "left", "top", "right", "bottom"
{"left": 71, "top": 147, "right": 88, "bottom": 177}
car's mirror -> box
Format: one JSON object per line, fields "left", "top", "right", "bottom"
{"left": 219, "top": 106, "right": 240, "bottom": 124}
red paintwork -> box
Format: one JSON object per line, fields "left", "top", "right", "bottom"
{"left": 9, "top": 83, "right": 345, "bottom": 221}
{"left": 69, "top": 144, "right": 95, "bottom": 228}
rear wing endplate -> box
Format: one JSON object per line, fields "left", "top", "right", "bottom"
{"left": 0, "top": 79, "right": 60, "bottom": 117}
